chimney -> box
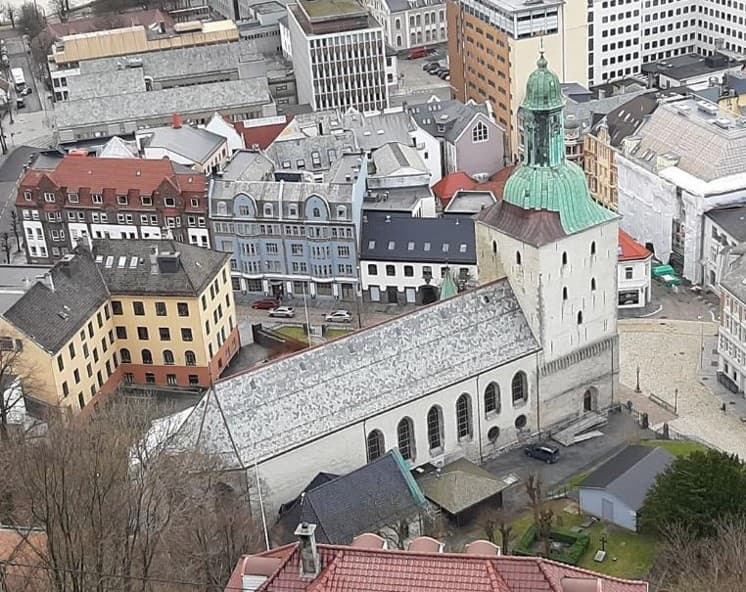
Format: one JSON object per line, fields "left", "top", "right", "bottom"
{"left": 294, "top": 522, "right": 320, "bottom": 579}
{"left": 44, "top": 271, "right": 55, "bottom": 292}
{"left": 172, "top": 113, "right": 183, "bottom": 129}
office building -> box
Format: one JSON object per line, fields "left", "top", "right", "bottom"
{"left": 362, "top": 0, "right": 447, "bottom": 51}
{"left": 284, "top": 0, "right": 392, "bottom": 112}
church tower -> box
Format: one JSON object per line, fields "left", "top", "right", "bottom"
{"left": 476, "top": 53, "right": 619, "bottom": 423}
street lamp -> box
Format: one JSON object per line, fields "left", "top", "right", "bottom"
{"left": 697, "top": 315, "right": 705, "bottom": 370}
{"left": 674, "top": 388, "right": 678, "bottom": 414}
{"left": 635, "top": 365, "right": 641, "bottom": 393}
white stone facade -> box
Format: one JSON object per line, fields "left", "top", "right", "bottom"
{"left": 617, "top": 258, "right": 651, "bottom": 308}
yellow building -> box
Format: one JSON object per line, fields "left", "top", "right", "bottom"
{"left": 0, "top": 239, "right": 239, "bottom": 415}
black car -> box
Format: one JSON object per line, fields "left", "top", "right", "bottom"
{"left": 424, "top": 62, "right": 441, "bottom": 73}
{"left": 524, "top": 442, "right": 560, "bottom": 463}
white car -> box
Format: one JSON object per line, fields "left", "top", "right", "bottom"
{"left": 325, "top": 310, "right": 352, "bottom": 323}
{"left": 268, "top": 306, "right": 295, "bottom": 318}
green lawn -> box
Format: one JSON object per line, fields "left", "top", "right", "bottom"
{"left": 274, "top": 326, "right": 311, "bottom": 343}
{"left": 326, "top": 327, "right": 353, "bottom": 340}
{"left": 509, "top": 501, "right": 657, "bottom": 580}
{"left": 638, "top": 439, "right": 708, "bottom": 458}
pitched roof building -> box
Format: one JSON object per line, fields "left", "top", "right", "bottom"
{"left": 226, "top": 531, "right": 649, "bottom": 592}
{"left": 16, "top": 156, "right": 209, "bottom": 264}
{"left": 0, "top": 240, "right": 238, "bottom": 415}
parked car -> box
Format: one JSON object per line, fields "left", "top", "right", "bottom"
{"left": 268, "top": 306, "right": 295, "bottom": 318}
{"left": 524, "top": 442, "right": 560, "bottom": 463}
{"left": 15, "top": 97, "right": 24, "bottom": 109}
{"left": 424, "top": 62, "right": 441, "bottom": 73}
{"left": 325, "top": 310, "right": 352, "bottom": 323}
{"left": 21, "top": 87, "right": 32, "bottom": 96}
{"left": 409, "top": 47, "right": 432, "bottom": 60}
{"left": 438, "top": 70, "right": 450, "bottom": 80}
{"left": 251, "top": 298, "right": 280, "bottom": 310}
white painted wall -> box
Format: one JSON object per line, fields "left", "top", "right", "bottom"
{"left": 22, "top": 220, "right": 48, "bottom": 258}
{"left": 703, "top": 215, "right": 739, "bottom": 293}
{"left": 188, "top": 228, "right": 211, "bottom": 247}
{"left": 360, "top": 259, "right": 478, "bottom": 298}
{"left": 579, "top": 488, "right": 637, "bottom": 531}
{"left": 410, "top": 126, "right": 442, "bottom": 185}
{"left": 617, "top": 258, "right": 651, "bottom": 308}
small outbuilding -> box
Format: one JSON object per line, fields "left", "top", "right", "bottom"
{"left": 578, "top": 445, "right": 675, "bottom": 531}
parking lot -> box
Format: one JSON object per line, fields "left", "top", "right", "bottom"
{"left": 393, "top": 48, "right": 452, "bottom": 105}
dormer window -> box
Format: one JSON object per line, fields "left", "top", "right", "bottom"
{"left": 313, "top": 207, "right": 320, "bottom": 218}
{"left": 264, "top": 203, "right": 273, "bottom": 217}
{"left": 44, "top": 192, "right": 55, "bottom": 203}
{"left": 141, "top": 196, "right": 153, "bottom": 206}
{"left": 92, "top": 194, "right": 103, "bottom": 204}
{"left": 387, "top": 241, "right": 395, "bottom": 250}
{"left": 337, "top": 205, "right": 347, "bottom": 219}
{"left": 117, "top": 195, "right": 128, "bottom": 206}
{"left": 164, "top": 197, "right": 175, "bottom": 207}
{"left": 288, "top": 204, "right": 298, "bottom": 218}
{"left": 67, "top": 193, "right": 79, "bottom": 203}
{"left": 442, "top": 243, "right": 449, "bottom": 253}
{"left": 23, "top": 190, "right": 32, "bottom": 201}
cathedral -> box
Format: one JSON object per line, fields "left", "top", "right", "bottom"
{"left": 165, "top": 55, "right": 620, "bottom": 511}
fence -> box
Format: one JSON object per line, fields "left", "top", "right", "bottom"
{"left": 649, "top": 393, "right": 677, "bottom": 415}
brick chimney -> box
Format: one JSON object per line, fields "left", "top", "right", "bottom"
{"left": 295, "top": 522, "right": 320, "bottom": 579}
{"left": 172, "top": 113, "right": 182, "bottom": 129}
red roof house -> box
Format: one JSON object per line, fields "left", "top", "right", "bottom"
{"left": 227, "top": 528, "right": 649, "bottom": 592}
{"left": 618, "top": 230, "right": 652, "bottom": 262}
{"left": 235, "top": 114, "right": 294, "bottom": 150}
{"left": 433, "top": 172, "right": 477, "bottom": 207}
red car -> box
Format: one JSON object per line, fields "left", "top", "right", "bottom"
{"left": 251, "top": 298, "right": 280, "bottom": 310}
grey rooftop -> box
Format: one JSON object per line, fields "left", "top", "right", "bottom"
{"left": 55, "top": 78, "right": 272, "bottom": 129}
{"left": 138, "top": 125, "right": 225, "bottom": 165}
{"left": 168, "top": 278, "right": 540, "bottom": 466}
{"left": 407, "top": 99, "right": 491, "bottom": 143}
{"left": 66, "top": 68, "right": 146, "bottom": 100}
{"left": 210, "top": 178, "right": 353, "bottom": 208}
{"left": 706, "top": 205, "right": 746, "bottom": 243}
{"left": 0, "top": 264, "right": 52, "bottom": 314}
{"left": 361, "top": 212, "right": 476, "bottom": 264}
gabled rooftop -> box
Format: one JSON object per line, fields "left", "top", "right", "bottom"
{"left": 618, "top": 230, "right": 652, "bottom": 262}
{"left": 407, "top": 98, "right": 492, "bottom": 143}
{"left": 166, "top": 279, "right": 539, "bottom": 466}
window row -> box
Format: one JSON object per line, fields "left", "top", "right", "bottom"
{"left": 366, "top": 372, "right": 530, "bottom": 463}
{"left": 112, "top": 300, "right": 190, "bottom": 317}
{"left": 120, "top": 348, "right": 197, "bottom": 366}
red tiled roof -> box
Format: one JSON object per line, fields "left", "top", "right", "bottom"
{"left": 619, "top": 229, "right": 651, "bottom": 261}
{"left": 474, "top": 165, "right": 518, "bottom": 200}
{"left": 433, "top": 172, "right": 476, "bottom": 205}
{"left": 20, "top": 157, "right": 206, "bottom": 195}
{"left": 231, "top": 543, "right": 648, "bottom": 592}
{"left": 235, "top": 115, "right": 294, "bottom": 150}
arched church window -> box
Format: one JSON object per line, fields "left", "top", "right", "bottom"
{"left": 516, "top": 251, "right": 522, "bottom": 265}
{"left": 397, "top": 418, "right": 415, "bottom": 461}
{"left": 590, "top": 241, "right": 596, "bottom": 256}
{"left": 591, "top": 278, "right": 596, "bottom": 291}
{"left": 484, "top": 382, "right": 500, "bottom": 415}
{"left": 562, "top": 252, "right": 568, "bottom": 266}
{"left": 427, "top": 406, "right": 443, "bottom": 451}
{"left": 492, "top": 240, "right": 497, "bottom": 254}
{"left": 472, "top": 121, "right": 489, "bottom": 143}
{"left": 577, "top": 311, "right": 583, "bottom": 325}
{"left": 511, "top": 371, "right": 528, "bottom": 405}
{"left": 366, "top": 429, "right": 384, "bottom": 462}
{"left": 455, "top": 394, "right": 472, "bottom": 439}
{"left": 562, "top": 287, "right": 568, "bottom": 301}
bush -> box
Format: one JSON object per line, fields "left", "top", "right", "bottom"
{"left": 513, "top": 524, "right": 590, "bottom": 565}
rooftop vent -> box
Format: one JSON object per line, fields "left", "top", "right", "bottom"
{"left": 407, "top": 537, "right": 444, "bottom": 553}
{"left": 156, "top": 251, "right": 181, "bottom": 274}
{"left": 351, "top": 534, "right": 387, "bottom": 549}
{"left": 465, "top": 540, "right": 500, "bottom": 556}
{"left": 713, "top": 117, "right": 733, "bottom": 129}
{"left": 696, "top": 101, "right": 718, "bottom": 116}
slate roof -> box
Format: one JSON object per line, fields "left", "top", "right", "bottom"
{"left": 3, "top": 249, "right": 109, "bottom": 353}
{"left": 618, "top": 230, "right": 651, "bottom": 262}
{"left": 718, "top": 244, "right": 746, "bottom": 303}
{"left": 92, "top": 239, "right": 230, "bottom": 296}
{"left": 168, "top": 278, "right": 540, "bottom": 466}
{"left": 581, "top": 445, "right": 674, "bottom": 512}
{"left": 230, "top": 544, "right": 649, "bottom": 592}
{"left": 706, "top": 205, "right": 746, "bottom": 242}
{"left": 628, "top": 98, "right": 746, "bottom": 181}
{"left": 563, "top": 88, "right": 649, "bottom": 139}
{"left": 476, "top": 200, "right": 567, "bottom": 247}
{"left": 54, "top": 78, "right": 271, "bottom": 129}
{"left": 139, "top": 125, "right": 225, "bottom": 165}
{"left": 222, "top": 150, "right": 276, "bottom": 181}
{"left": 78, "top": 40, "right": 253, "bottom": 80}
{"left": 407, "top": 99, "right": 490, "bottom": 143}
{"left": 361, "top": 214, "right": 475, "bottom": 264}
{"left": 596, "top": 92, "right": 660, "bottom": 147}
{"left": 0, "top": 264, "right": 52, "bottom": 313}
{"left": 275, "top": 450, "right": 427, "bottom": 545}
{"left": 265, "top": 131, "right": 356, "bottom": 172}
{"left": 66, "top": 68, "right": 146, "bottom": 100}
{"left": 210, "top": 179, "right": 353, "bottom": 208}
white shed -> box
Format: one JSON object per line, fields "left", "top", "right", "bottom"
{"left": 578, "top": 445, "right": 675, "bottom": 531}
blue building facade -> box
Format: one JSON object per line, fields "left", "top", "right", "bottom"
{"left": 209, "top": 177, "right": 364, "bottom": 301}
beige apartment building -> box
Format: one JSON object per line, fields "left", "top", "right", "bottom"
{"left": 0, "top": 239, "right": 239, "bottom": 415}
{"left": 448, "top": 0, "right": 587, "bottom": 157}
{"left": 583, "top": 125, "right": 618, "bottom": 210}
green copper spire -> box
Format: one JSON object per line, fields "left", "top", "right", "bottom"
{"left": 439, "top": 268, "right": 458, "bottom": 301}
{"left": 503, "top": 53, "right": 615, "bottom": 235}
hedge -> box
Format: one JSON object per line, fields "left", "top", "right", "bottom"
{"left": 513, "top": 524, "right": 590, "bottom": 566}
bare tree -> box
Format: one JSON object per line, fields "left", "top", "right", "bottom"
{"left": 2, "top": 231, "right": 10, "bottom": 264}
{"left": 17, "top": 2, "right": 43, "bottom": 40}
{"left": 525, "top": 473, "right": 553, "bottom": 556}
{"left": 10, "top": 211, "right": 21, "bottom": 253}
{"left": 5, "top": 3, "right": 16, "bottom": 29}
{"left": 3, "top": 403, "right": 263, "bottom": 592}
{"left": 48, "top": 0, "right": 69, "bottom": 22}
{"left": 651, "top": 518, "right": 746, "bottom": 592}
{"left": 478, "top": 505, "right": 513, "bottom": 555}
{"left": 0, "top": 346, "right": 28, "bottom": 441}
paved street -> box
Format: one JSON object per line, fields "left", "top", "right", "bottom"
{"left": 619, "top": 318, "right": 746, "bottom": 457}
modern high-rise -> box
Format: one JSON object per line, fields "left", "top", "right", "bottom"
{"left": 447, "top": 0, "right": 588, "bottom": 156}
{"left": 284, "top": 0, "right": 391, "bottom": 112}
{"left": 280, "top": 0, "right": 396, "bottom": 111}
